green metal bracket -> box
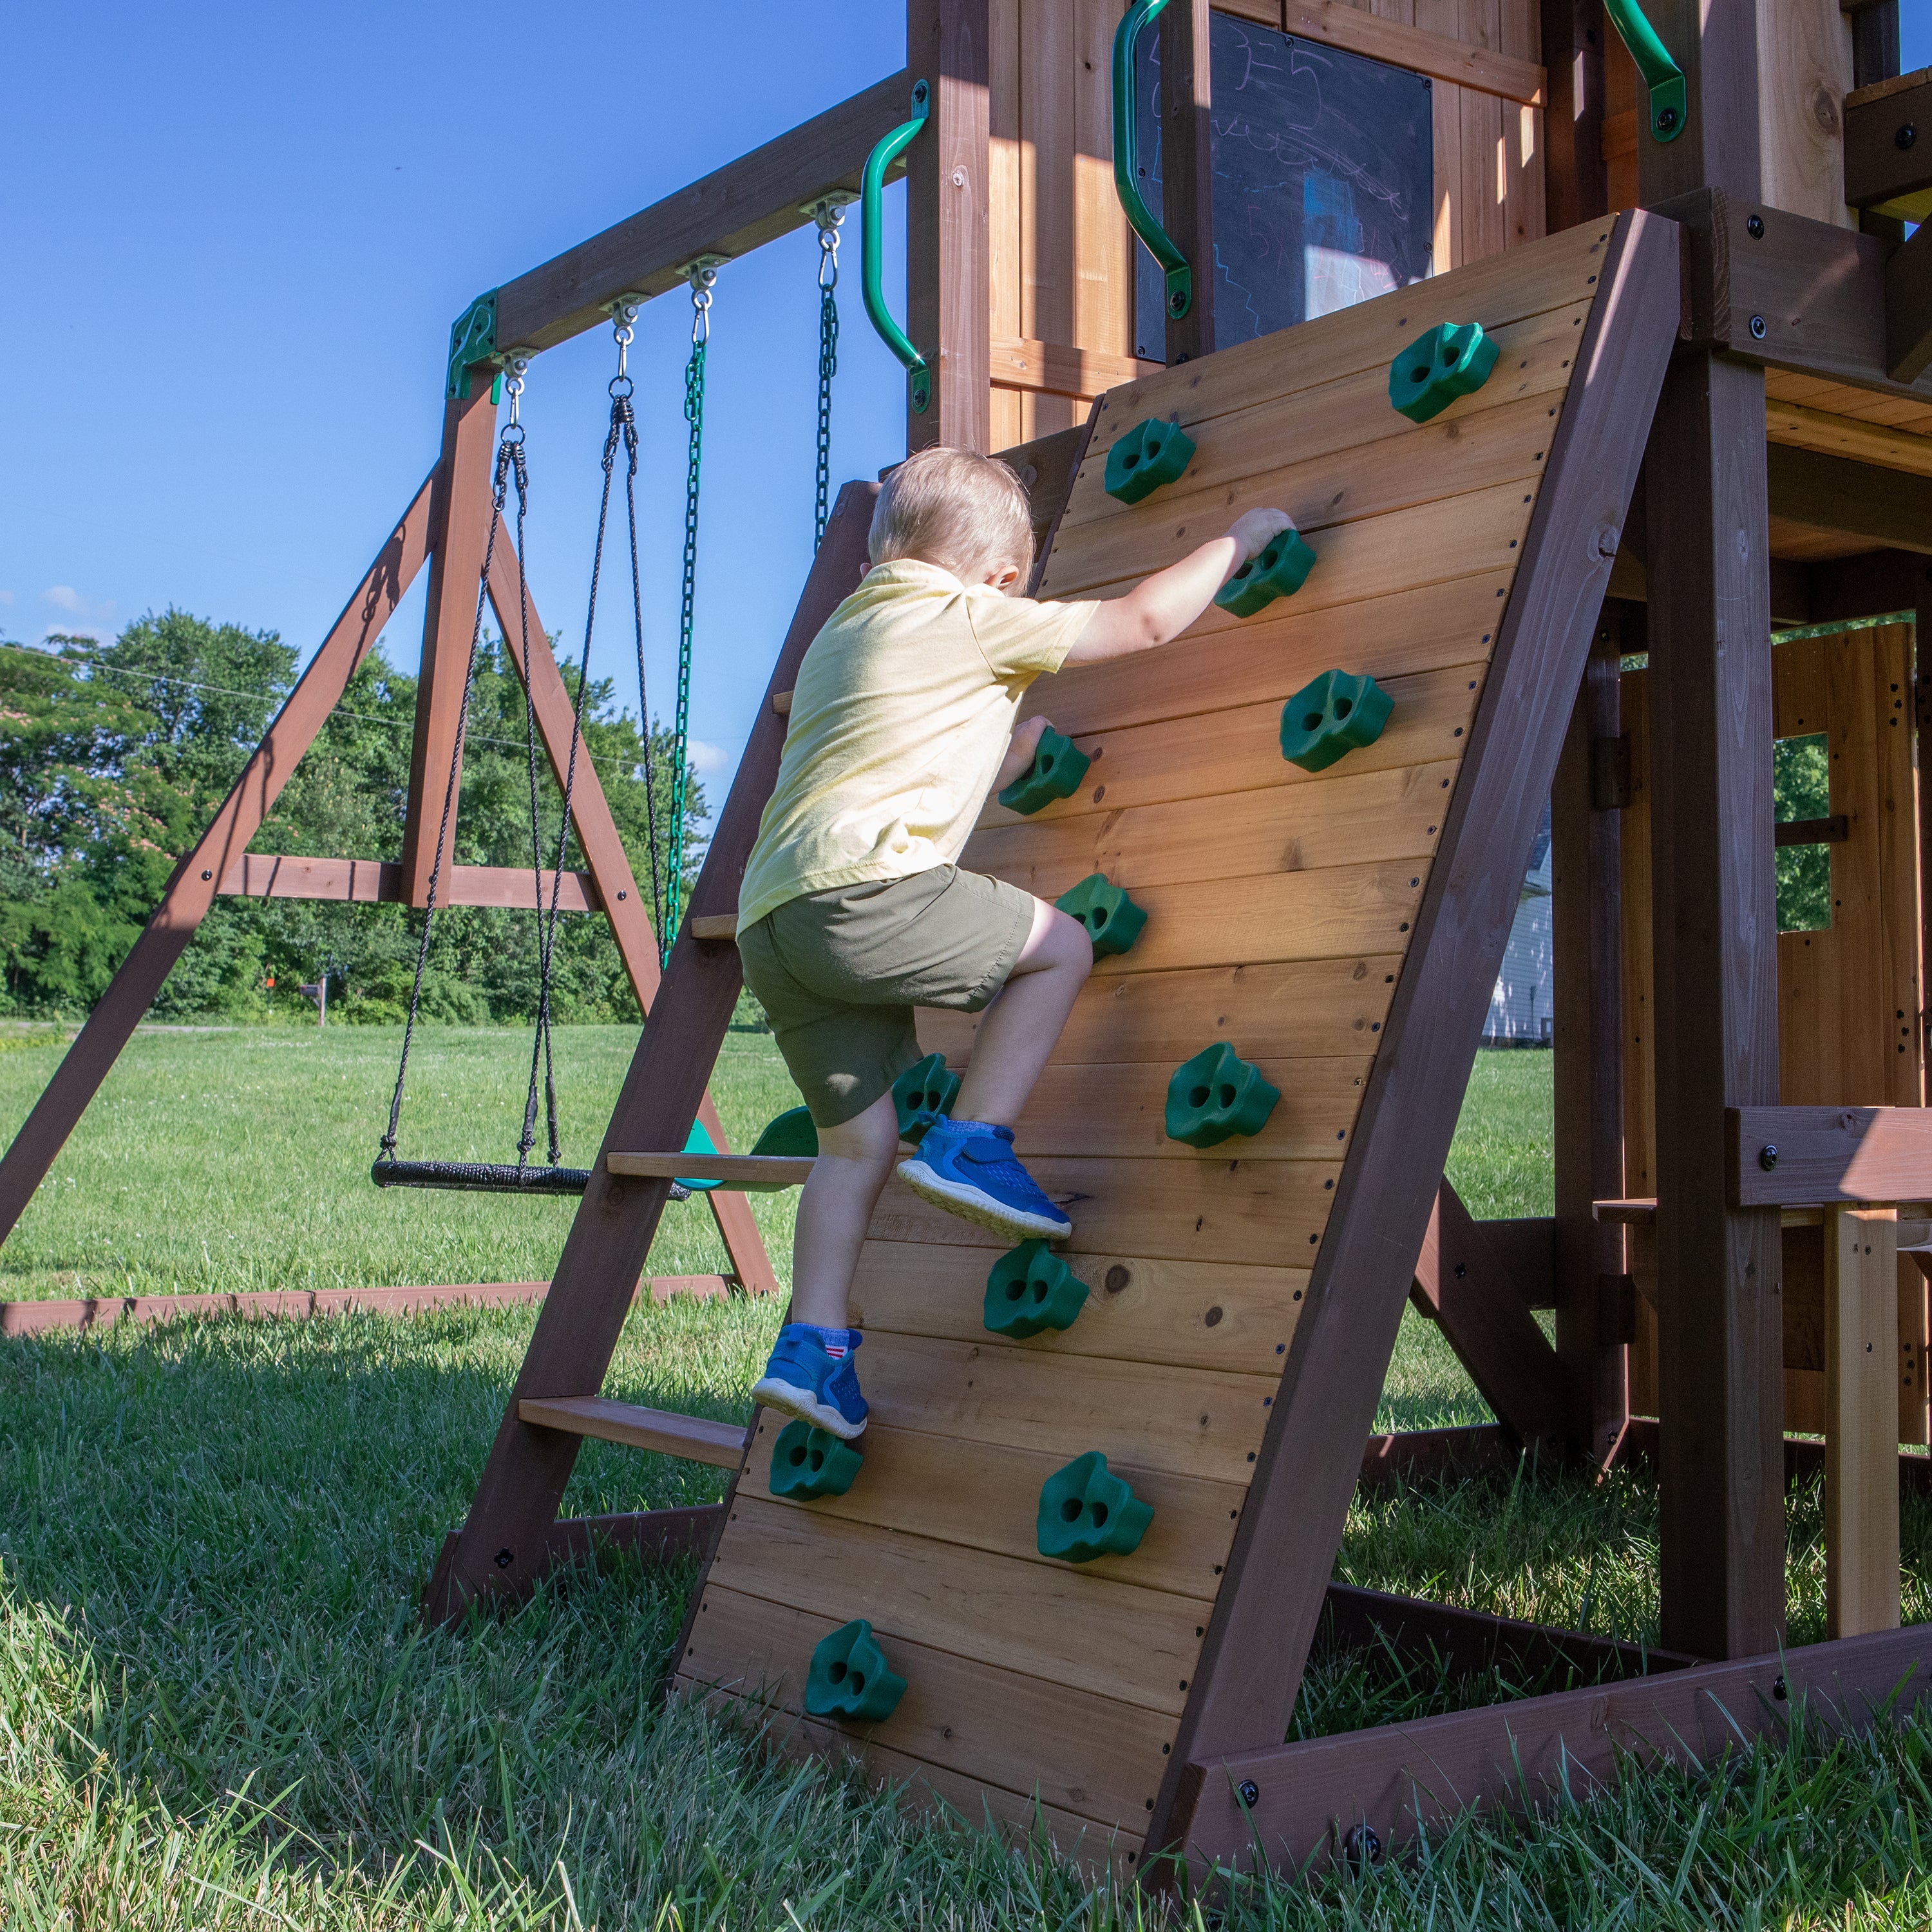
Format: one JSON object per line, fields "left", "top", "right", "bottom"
{"left": 1112, "top": 0, "right": 1192, "bottom": 323}
{"left": 1603, "top": 0, "right": 1685, "bottom": 143}
{"left": 446, "top": 290, "right": 502, "bottom": 404}
{"left": 862, "top": 79, "right": 933, "bottom": 414}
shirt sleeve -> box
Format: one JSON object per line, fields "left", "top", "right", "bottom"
{"left": 964, "top": 592, "right": 1099, "bottom": 683}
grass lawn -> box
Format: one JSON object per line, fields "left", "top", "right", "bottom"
{"left": 5, "top": 1026, "right": 1932, "bottom": 1926}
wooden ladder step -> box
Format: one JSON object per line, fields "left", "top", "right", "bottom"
{"left": 518, "top": 1395, "right": 749, "bottom": 1468}
{"left": 609, "top": 1151, "right": 816, "bottom": 1186}
{"left": 689, "top": 914, "right": 740, "bottom": 940}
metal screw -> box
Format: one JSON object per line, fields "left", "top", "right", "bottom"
{"left": 1343, "top": 1823, "right": 1383, "bottom": 1869}
{"left": 1656, "top": 106, "right": 1678, "bottom": 133}
{"left": 1898, "top": 123, "right": 1917, "bottom": 151}
{"left": 494, "top": 1548, "right": 515, "bottom": 1570}
{"left": 1747, "top": 214, "right": 1765, "bottom": 238}
{"left": 201, "top": 869, "right": 213, "bottom": 881}
{"left": 1772, "top": 1673, "right": 1788, "bottom": 1701}
{"left": 617, "top": 890, "right": 627, "bottom": 900}
{"left": 1236, "top": 1779, "right": 1260, "bottom": 1808}
{"left": 1750, "top": 315, "right": 1768, "bottom": 341}
{"left": 1759, "top": 1144, "right": 1779, "bottom": 1171}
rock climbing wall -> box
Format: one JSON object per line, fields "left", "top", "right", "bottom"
{"left": 678, "top": 216, "right": 1621, "bottom": 1867}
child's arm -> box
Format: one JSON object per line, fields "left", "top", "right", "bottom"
{"left": 1062, "top": 508, "right": 1296, "bottom": 667}
{"left": 993, "top": 713, "right": 1052, "bottom": 793}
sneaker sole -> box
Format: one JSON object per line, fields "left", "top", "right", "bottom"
{"left": 751, "top": 1375, "right": 868, "bottom": 1441}
{"left": 895, "top": 1159, "right": 1073, "bottom": 1242}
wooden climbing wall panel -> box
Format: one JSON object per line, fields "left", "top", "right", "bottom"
{"left": 679, "top": 218, "right": 1621, "bottom": 1864}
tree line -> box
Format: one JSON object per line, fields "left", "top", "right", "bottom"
{"left": 1, "top": 611, "right": 703, "bottom": 1024}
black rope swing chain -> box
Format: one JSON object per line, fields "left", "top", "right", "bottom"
{"left": 373, "top": 350, "right": 687, "bottom": 1201}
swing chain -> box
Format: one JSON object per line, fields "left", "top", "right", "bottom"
{"left": 811, "top": 200, "right": 844, "bottom": 551}
{"left": 663, "top": 272, "right": 710, "bottom": 955}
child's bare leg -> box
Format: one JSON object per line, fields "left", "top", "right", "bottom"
{"left": 952, "top": 898, "right": 1093, "bottom": 1127}
{"left": 787, "top": 1089, "right": 901, "bottom": 1329}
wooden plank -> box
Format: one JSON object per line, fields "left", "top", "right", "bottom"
{"left": 737, "top": 1415, "right": 1237, "bottom": 1600}
{"left": 865, "top": 1159, "right": 1340, "bottom": 1267}
{"left": 989, "top": 336, "right": 1161, "bottom": 399}
{"left": 1073, "top": 0, "right": 1133, "bottom": 370}
{"left": 705, "top": 1498, "right": 1205, "bottom": 1716}
{"left": 1766, "top": 446, "right": 1932, "bottom": 556}
{"left": 683, "top": 1584, "right": 1175, "bottom": 1830}
{"left": 1756, "top": 0, "right": 1854, "bottom": 231}
{"left": 853, "top": 1330, "right": 1276, "bottom": 1483}
{"left": 493, "top": 73, "right": 909, "bottom": 352}
{"left": 518, "top": 1397, "right": 749, "bottom": 1470}
{"left": 1045, "top": 395, "right": 1560, "bottom": 598}
{"left": 1634, "top": 0, "right": 1763, "bottom": 205}
{"left": 1825, "top": 1205, "right": 1903, "bottom": 1637}
{"left": 608, "top": 1153, "right": 815, "bottom": 1187}
{"left": 1728, "top": 1105, "right": 1932, "bottom": 1207}
{"left": 216, "top": 856, "right": 603, "bottom": 913}
{"left": 688, "top": 914, "right": 739, "bottom": 940}
{"left": 907, "top": 0, "right": 991, "bottom": 451}
{"left": 986, "top": 0, "right": 1021, "bottom": 451}
{"left": 1765, "top": 400, "right": 1932, "bottom": 480}
{"left": 1280, "top": 0, "right": 1545, "bottom": 102}
{"left": 1018, "top": 0, "right": 1077, "bottom": 442}
{"left": 1160, "top": 0, "right": 1215, "bottom": 365}
{"left": 1888, "top": 220, "right": 1932, "bottom": 387}
{"left": 1179, "top": 1622, "right": 1932, "bottom": 1877}
{"left": 918, "top": 955, "right": 1403, "bottom": 1068}
{"left": 424, "top": 480, "right": 879, "bottom": 1624}
{"left": 1143, "top": 208, "right": 1680, "bottom": 1855}
{"left": 0, "top": 473, "right": 435, "bottom": 1248}
{"left": 993, "top": 422, "right": 1095, "bottom": 567}
{"left": 850, "top": 1240, "right": 1307, "bottom": 1375}
{"left": 1070, "top": 303, "right": 1589, "bottom": 540}
{"left": 1844, "top": 70, "right": 1932, "bottom": 216}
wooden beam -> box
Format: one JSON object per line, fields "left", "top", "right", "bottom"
{"left": 1645, "top": 347, "right": 1784, "bottom": 1662}
{"left": 1765, "top": 399, "right": 1932, "bottom": 480}
{"left": 1728, "top": 1105, "right": 1932, "bottom": 1207}
{"left": 1844, "top": 70, "right": 1932, "bottom": 218}
{"left": 1808, "top": 549, "right": 1927, "bottom": 623}
{"left": 608, "top": 1152, "right": 815, "bottom": 1188}
{"left": 1160, "top": 0, "right": 1215, "bottom": 366}
{"left": 1177, "top": 1621, "right": 1932, "bottom": 1876}
{"left": 518, "top": 1397, "right": 750, "bottom": 1470}
{"left": 1540, "top": 0, "right": 1609, "bottom": 232}
{"left": 988, "top": 337, "right": 1161, "bottom": 399}
{"left": 1825, "top": 1206, "right": 1903, "bottom": 1638}
{"left": 1141, "top": 210, "right": 1681, "bottom": 1860}
{"left": 1553, "top": 611, "right": 1629, "bottom": 1466}
{"left": 0, "top": 475, "right": 435, "bottom": 1250}
{"left": 1766, "top": 445, "right": 1932, "bottom": 556}
{"left": 422, "top": 480, "right": 878, "bottom": 1625}
{"left": 1411, "top": 1181, "right": 1574, "bottom": 1448}
{"left": 905, "top": 1, "right": 990, "bottom": 451}
{"left": 217, "top": 855, "right": 603, "bottom": 913}
{"left": 1886, "top": 218, "right": 1932, "bottom": 386}
{"left": 492, "top": 73, "right": 910, "bottom": 354}
{"left": 1848, "top": 5, "right": 1901, "bottom": 94}
{"left": 1277, "top": 1, "right": 1545, "bottom": 107}
{"left": 1354, "top": 1422, "right": 1523, "bottom": 1490}
{"left": 1634, "top": 0, "right": 1761, "bottom": 204}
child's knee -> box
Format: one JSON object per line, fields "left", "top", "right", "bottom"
{"left": 817, "top": 1091, "right": 902, "bottom": 1166}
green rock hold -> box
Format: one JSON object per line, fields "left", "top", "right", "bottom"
{"left": 1214, "top": 527, "right": 1318, "bottom": 620}
{"left": 983, "top": 1239, "right": 1089, "bottom": 1340}
{"left": 998, "top": 726, "right": 1092, "bottom": 815}
{"left": 1054, "top": 873, "right": 1148, "bottom": 958}
{"left": 891, "top": 1052, "right": 959, "bottom": 1144}
{"left": 1278, "top": 668, "right": 1394, "bottom": 773}
{"left": 1036, "top": 1450, "right": 1153, "bottom": 1563}
{"left": 768, "top": 1418, "right": 864, "bottom": 1501}
{"left": 1164, "top": 1042, "right": 1282, "bottom": 1148}
{"left": 1388, "top": 320, "right": 1501, "bottom": 424}
{"left": 1102, "top": 416, "right": 1197, "bottom": 505}
{"left": 805, "top": 1618, "right": 907, "bottom": 1723}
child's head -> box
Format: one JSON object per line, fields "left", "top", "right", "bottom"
{"left": 869, "top": 447, "right": 1034, "bottom": 588}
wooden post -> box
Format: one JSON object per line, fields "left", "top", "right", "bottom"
{"left": 401, "top": 379, "right": 500, "bottom": 904}
{"left": 1540, "top": 0, "right": 1608, "bottom": 234}
{"left": 1159, "top": 0, "right": 1214, "bottom": 365}
{"left": 1634, "top": 0, "right": 1763, "bottom": 207}
{"left": 1644, "top": 349, "right": 1783, "bottom": 1660}
{"left": 1552, "top": 612, "right": 1628, "bottom": 1466}
{"left": 905, "top": 0, "right": 990, "bottom": 453}
{"left": 1826, "top": 1204, "right": 1902, "bottom": 1638}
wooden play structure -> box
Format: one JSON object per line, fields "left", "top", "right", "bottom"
{"left": 15, "top": 0, "right": 1932, "bottom": 1889}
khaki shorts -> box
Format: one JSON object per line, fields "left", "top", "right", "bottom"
{"left": 738, "top": 866, "right": 1037, "bottom": 1128}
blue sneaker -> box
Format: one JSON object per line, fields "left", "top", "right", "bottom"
{"left": 752, "top": 1325, "right": 868, "bottom": 1439}
{"left": 895, "top": 1118, "right": 1073, "bottom": 1241}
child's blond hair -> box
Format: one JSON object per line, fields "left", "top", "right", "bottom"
{"left": 869, "top": 446, "right": 1034, "bottom": 585}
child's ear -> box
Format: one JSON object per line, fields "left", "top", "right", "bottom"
{"left": 989, "top": 564, "right": 1022, "bottom": 592}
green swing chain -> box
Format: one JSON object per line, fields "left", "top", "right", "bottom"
{"left": 665, "top": 263, "right": 715, "bottom": 958}
{"left": 812, "top": 202, "right": 844, "bottom": 551}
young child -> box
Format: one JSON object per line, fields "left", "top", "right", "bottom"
{"left": 739, "top": 446, "right": 1294, "bottom": 1439}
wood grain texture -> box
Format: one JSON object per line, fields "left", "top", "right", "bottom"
{"left": 1280, "top": 0, "right": 1545, "bottom": 102}
{"left": 1729, "top": 1106, "right": 1932, "bottom": 1208}
{"left": 1825, "top": 1205, "right": 1904, "bottom": 1637}
{"left": 518, "top": 1397, "right": 748, "bottom": 1469}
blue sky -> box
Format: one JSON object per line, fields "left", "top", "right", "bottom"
{"left": 7, "top": 6, "right": 1927, "bottom": 812}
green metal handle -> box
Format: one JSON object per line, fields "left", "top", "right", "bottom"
{"left": 1112, "top": 0, "right": 1192, "bottom": 323}
{"left": 862, "top": 78, "right": 932, "bottom": 414}
{"left": 1603, "top": 0, "right": 1685, "bottom": 144}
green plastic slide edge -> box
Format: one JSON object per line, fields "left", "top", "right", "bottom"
{"left": 862, "top": 79, "right": 933, "bottom": 413}
{"left": 446, "top": 290, "right": 504, "bottom": 404}
{"left": 1603, "top": 0, "right": 1685, "bottom": 143}
{"left": 1112, "top": 0, "right": 1192, "bottom": 321}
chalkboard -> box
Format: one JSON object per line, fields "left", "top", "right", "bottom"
{"left": 1133, "top": 15, "right": 1435, "bottom": 360}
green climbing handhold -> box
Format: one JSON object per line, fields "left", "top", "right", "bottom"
{"left": 1036, "top": 1450, "right": 1153, "bottom": 1563}
{"left": 1103, "top": 417, "right": 1197, "bottom": 505}
{"left": 1278, "top": 668, "right": 1394, "bottom": 773}
{"left": 891, "top": 1052, "right": 959, "bottom": 1143}
{"left": 805, "top": 1618, "right": 907, "bottom": 1723}
{"left": 1388, "top": 321, "right": 1501, "bottom": 424}
{"left": 1054, "top": 873, "right": 1148, "bottom": 958}
{"left": 983, "top": 1239, "right": 1090, "bottom": 1340}
{"left": 768, "top": 1418, "right": 864, "bottom": 1501}
{"left": 1214, "top": 528, "right": 1318, "bottom": 620}
{"left": 1164, "top": 1042, "right": 1281, "bottom": 1148}
{"left": 998, "top": 726, "right": 1092, "bottom": 815}
{"left": 750, "top": 1105, "right": 819, "bottom": 1159}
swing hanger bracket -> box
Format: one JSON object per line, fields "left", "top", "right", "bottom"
{"left": 802, "top": 189, "right": 859, "bottom": 225}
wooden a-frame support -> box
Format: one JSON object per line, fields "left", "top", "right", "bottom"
{"left": 0, "top": 374, "right": 777, "bottom": 1300}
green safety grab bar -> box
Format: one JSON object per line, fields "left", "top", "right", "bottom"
{"left": 1112, "top": 0, "right": 1191, "bottom": 322}
{"left": 1603, "top": 0, "right": 1685, "bottom": 144}
{"left": 862, "top": 77, "right": 932, "bottom": 414}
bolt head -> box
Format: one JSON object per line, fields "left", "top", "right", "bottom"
{"left": 1656, "top": 106, "right": 1678, "bottom": 133}
{"left": 1897, "top": 122, "right": 1917, "bottom": 151}
{"left": 1772, "top": 1673, "right": 1788, "bottom": 1700}
{"left": 1236, "top": 1778, "right": 1260, "bottom": 1808}
{"left": 1759, "top": 1143, "right": 1779, "bottom": 1171}
{"left": 494, "top": 1548, "right": 515, "bottom": 1570}
{"left": 1749, "top": 314, "right": 1768, "bottom": 341}
{"left": 1746, "top": 214, "right": 1765, "bottom": 239}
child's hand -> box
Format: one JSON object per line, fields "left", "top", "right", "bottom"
{"left": 1227, "top": 507, "right": 1296, "bottom": 561}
